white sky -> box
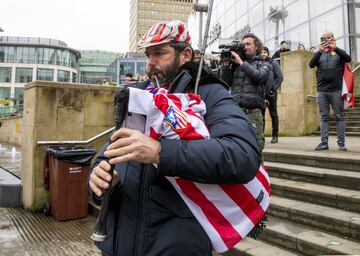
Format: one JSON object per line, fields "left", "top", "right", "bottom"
{"left": 0, "top": 0, "right": 130, "bottom": 53}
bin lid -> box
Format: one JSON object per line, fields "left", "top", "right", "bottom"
{"left": 47, "top": 147, "right": 97, "bottom": 165}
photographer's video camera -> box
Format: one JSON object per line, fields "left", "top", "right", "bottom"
{"left": 219, "top": 41, "right": 245, "bottom": 63}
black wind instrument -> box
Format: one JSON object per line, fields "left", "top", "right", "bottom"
{"left": 91, "top": 87, "right": 129, "bottom": 242}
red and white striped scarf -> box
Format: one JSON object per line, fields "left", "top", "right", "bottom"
{"left": 126, "top": 87, "right": 270, "bottom": 253}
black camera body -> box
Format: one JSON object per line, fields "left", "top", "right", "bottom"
{"left": 219, "top": 41, "right": 245, "bottom": 63}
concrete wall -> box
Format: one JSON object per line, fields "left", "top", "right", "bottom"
{"left": 0, "top": 116, "right": 23, "bottom": 146}
{"left": 22, "top": 81, "right": 117, "bottom": 211}
{"left": 265, "top": 50, "right": 319, "bottom": 136}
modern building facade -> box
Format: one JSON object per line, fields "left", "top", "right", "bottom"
{"left": 129, "top": 0, "right": 194, "bottom": 52}
{"left": 78, "top": 50, "right": 122, "bottom": 84}
{"left": 189, "top": 0, "right": 360, "bottom": 61}
{"left": 0, "top": 36, "right": 80, "bottom": 103}
{"left": 108, "top": 52, "right": 147, "bottom": 84}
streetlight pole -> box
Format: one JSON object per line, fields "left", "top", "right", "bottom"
{"left": 193, "top": 1, "right": 208, "bottom": 50}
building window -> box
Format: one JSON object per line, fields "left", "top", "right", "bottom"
{"left": 15, "top": 68, "right": 33, "bottom": 83}
{"left": 0, "top": 47, "right": 15, "bottom": 63}
{"left": 72, "top": 72, "right": 77, "bottom": 83}
{"left": 0, "top": 87, "right": 11, "bottom": 99}
{"left": 37, "top": 48, "right": 56, "bottom": 65}
{"left": 0, "top": 67, "right": 12, "bottom": 83}
{"left": 57, "top": 70, "right": 70, "bottom": 82}
{"left": 37, "top": 68, "right": 54, "bottom": 81}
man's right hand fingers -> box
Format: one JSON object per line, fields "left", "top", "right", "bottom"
{"left": 96, "top": 161, "right": 113, "bottom": 182}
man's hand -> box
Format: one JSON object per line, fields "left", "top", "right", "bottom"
{"left": 319, "top": 42, "right": 328, "bottom": 52}
{"left": 105, "top": 128, "right": 160, "bottom": 165}
{"left": 231, "top": 51, "right": 243, "bottom": 65}
{"left": 89, "top": 161, "right": 118, "bottom": 197}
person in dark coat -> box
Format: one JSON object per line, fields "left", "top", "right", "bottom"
{"left": 309, "top": 31, "right": 351, "bottom": 151}
{"left": 260, "top": 46, "right": 284, "bottom": 143}
{"left": 230, "top": 33, "right": 271, "bottom": 152}
{"left": 272, "top": 40, "right": 290, "bottom": 64}
{"left": 88, "top": 20, "right": 262, "bottom": 256}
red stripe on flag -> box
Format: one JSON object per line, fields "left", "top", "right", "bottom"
{"left": 175, "top": 178, "right": 241, "bottom": 249}
{"left": 220, "top": 183, "right": 265, "bottom": 226}
{"left": 255, "top": 170, "right": 271, "bottom": 195}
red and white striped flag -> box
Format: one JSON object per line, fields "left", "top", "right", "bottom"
{"left": 127, "top": 87, "right": 271, "bottom": 253}
{"left": 342, "top": 63, "right": 355, "bottom": 110}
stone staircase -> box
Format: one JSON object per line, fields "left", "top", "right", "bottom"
{"left": 220, "top": 148, "right": 360, "bottom": 255}
{"left": 328, "top": 102, "right": 360, "bottom": 136}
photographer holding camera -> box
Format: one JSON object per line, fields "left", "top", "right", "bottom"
{"left": 309, "top": 31, "right": 351, "bottom": 151}
{"left": 230, "top": 33, "right": 271, "bottom": 152}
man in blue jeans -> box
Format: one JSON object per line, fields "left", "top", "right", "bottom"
{"left": 309, "top": 31, "right": 351, "bottom": 151}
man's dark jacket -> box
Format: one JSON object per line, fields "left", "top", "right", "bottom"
{"left": 89, "top": 62, "right": 262, "bottom": 256}
{"left": 309, "top": 47, "right": 351, "bottom": 92}
{"left": 264, "top": 57, "right": 284, "bottom": 95}
{"left": 231, "top": 56, "right": 271, "bottom": 109}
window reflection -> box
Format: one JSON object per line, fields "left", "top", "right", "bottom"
{"left": 284, "top": 0, "right": 309, "bottom": 31}
{"left": 15, "top": 68, "right": 33, "bottom": 83}
{"left": 0, "top": 67, "right": 12, "bottom": 83}
{"left": 37, "top": 68, "right": 54, "bottom": 81}
{"left": 57, "top": 70, "right": 70, "bottom": 82}
{"left": 235, "top": 0, "right": 247, "bottom": 17}
{"left": 249, "top": 2, "right": 263, "bottom": 26}
{"left": 310, "top": 8, "right": 343, "bottom": 47}
{"left": 310, "top": 0, "right": 342, "bottom": 18}
{"left": 285, "top": 22, "right": 310, "bottom": 50}
{"left": 265, "top": 9, "right": 285, "bottom": 41}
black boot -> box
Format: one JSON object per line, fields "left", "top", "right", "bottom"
{"left": 271, "top": 137, "right": 278, "bottom": 144}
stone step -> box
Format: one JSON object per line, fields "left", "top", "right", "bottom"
{"left": 270, "top": 177, "right": 360, "bottom": 213}
{"left": 0, "top": 167, "right": 21, "bottom": 208}
{"left": 263, "top": 149, "right": 360, "bottom": 172}
{"left": 219, "top": 237, "right": 297, "bottom": 256}
{"left": 329, "top": 126, "right": 360, "bottom": 132}
{"left": 329, "top": 120, "right": 360, "bottom": 126}
{"left": 265, "top": 161, "right": 360, "bottom": 190}
{"left": 313, "top": 131, "right": 360, "bottom": 136}
{"left": 269, "top": 195, "right": 360, "bottom": 240}
{"left": 259, "top": 216, "right": 360, "bottom": 255}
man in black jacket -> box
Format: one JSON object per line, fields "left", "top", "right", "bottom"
{"left": 88, "top": 20, "right": 261, "bottom": 256}
{"left": 309, "top": 31, "right": 351, "bottom": 151}
{"left": 272, "top": 40, "right": 290, "bottom": 64}
{"left": 230, "top": 33, "right": 271, "bottom": 152}
{"left": 260, "top": 47, "right": 284, "bottom": 144}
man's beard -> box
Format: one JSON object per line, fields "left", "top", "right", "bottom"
{"left": 146, "top": 55, "right": 181, "bottom": 86}
{"left": 244, "top": 51, "right": 256, "bottom": 60}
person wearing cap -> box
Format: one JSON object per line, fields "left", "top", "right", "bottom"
{"left": 260, "top": 47, "right": 284, "bottom": 144}
{"left": 88, "top": 20, "right": 261, "bottom": 255}
{"left": 272, "top": 40, "right": 290, "bottom": 64}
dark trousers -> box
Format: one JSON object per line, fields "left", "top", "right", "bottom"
{"left": 317, "top": 91, "right": 345, "bottom": 145}
{"left": 263, "top": 93, "right": 279, "bottom": 137}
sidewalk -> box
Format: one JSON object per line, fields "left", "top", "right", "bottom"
{"left": 264, "top": 135, "right": 360, "bottom": 158}
{"left": 0, "top": 207, "right": 100, "bottom": 256}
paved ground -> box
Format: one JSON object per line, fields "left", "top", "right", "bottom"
{"left": 0, "top": 136, "right": 359, "bottom": 255}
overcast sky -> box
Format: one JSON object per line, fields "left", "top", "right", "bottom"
{"left": 0, "top": 0, "right": 130, "bottom": 53}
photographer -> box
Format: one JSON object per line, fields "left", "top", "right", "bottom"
{"left": 230, "top": 33, "right": 271, "bottom": 152}
{"left": 309, "top": 31, "right": 351, "bottom": 151}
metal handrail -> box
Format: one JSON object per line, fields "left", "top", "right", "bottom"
{"left": 37, "top": 126, "right": 115, "bottom": 146}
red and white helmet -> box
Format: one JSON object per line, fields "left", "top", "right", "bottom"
{"left": 137, "top": 20, "right": 191, "bottom": 49}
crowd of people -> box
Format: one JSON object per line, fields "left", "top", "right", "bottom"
{"left": 88, "top": 19, "right": 351, "bottom": 255}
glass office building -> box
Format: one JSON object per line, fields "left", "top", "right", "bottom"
{"left": 109, "top": 52, "right": 147, "bottom": 84}
{"left": 78, "top": 50, "right": 122, "bottom": 84}
{"left": 189, "top": 0, "right": 360, "bottom": 61}
{"left": 0, "top": 36, "right": 80, "bottom": 104}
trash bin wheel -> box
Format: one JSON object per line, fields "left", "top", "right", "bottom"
{"left": 43, "top": 201, "right": 51, "bottom": 216}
